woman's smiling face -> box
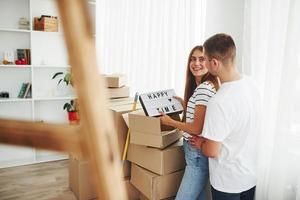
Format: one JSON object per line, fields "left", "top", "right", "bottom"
{"left": 189, "top": 49, "right": 208, "bottom": 77}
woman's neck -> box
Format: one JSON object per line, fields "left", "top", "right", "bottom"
{"left": 195, "top": 76, "right": 202, "bottom": 86}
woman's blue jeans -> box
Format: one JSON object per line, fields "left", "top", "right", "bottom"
{"left": 175, "top": 139, "right": 209, "bottom": 200}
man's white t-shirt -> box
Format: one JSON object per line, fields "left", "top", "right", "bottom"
{"left": 202, "top": 75, "right": 261, "bottom": 193}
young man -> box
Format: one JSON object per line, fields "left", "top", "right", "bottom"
{"left": 189, "top": 33, "right": 261, "bottom": 200}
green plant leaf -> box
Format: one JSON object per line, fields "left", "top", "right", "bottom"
{"left": 51, "top": 72, "right": 63, "bottom": 79}
{"left": 57, "top": 79, "right": 63, "bottom": 85}
{"left": 63, "top": 100, "right": 77, "bottom": 112}
{"left": 67, "top": 104, "right": 72, "bottom": 112}
{"left": 64, "top": 73, "right": 71, "bottom": 85}
{"left": 63, "top": 103, "right": 69, "bottom": 110}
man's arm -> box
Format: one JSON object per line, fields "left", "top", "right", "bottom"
{"left": 189, "top": 136, "right": 222, "bottom": 158}
{"left": 201, "top": 138, "right": 222, "bottom": 158}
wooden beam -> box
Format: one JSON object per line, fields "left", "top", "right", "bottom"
{"left": 56, "top": 0, "right": 127, "bottom": 199}
{"left": 0, "top": 119, "right": 82, "bottom": 157}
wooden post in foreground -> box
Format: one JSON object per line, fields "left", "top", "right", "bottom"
{"left": 56, "top": 0, "right": 127, "bottom": 199}
{"left": 0, "top": 0, "right": 128, "bottom": 199}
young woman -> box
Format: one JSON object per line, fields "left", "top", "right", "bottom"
{"left": 160, "top": 46, "right": 219, "bottom": 200}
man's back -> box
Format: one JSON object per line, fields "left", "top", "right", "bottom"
{"left": 202, "top": 75, "right": 261, "bottom": 193}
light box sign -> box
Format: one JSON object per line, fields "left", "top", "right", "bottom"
{"left": 139, "top": 89, "right": 184, "bottom": 117}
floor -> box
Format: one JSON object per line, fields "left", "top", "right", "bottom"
{"left": 0, "top": 160, "right": 77, "bottom": 200}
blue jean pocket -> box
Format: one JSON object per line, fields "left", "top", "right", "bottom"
{"left": 183, "top": 139, "right": 208, "bottom": 168}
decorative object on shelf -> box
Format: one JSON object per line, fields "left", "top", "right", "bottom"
{"left": 34, "top": 15, "right": 58, "bottom": 32}
{"left": 0, "top": 91, "right": 9, "bottom": 98}
{"left": 15, "top": 49, "right": 31, "bottom": 65}
{"left": 52, "top": 70, "right": 72, "bottom": 86}
{"left": 15, "top": 58, "right": 28, "bottom": 65}
{"left": 2, "top": 51, "right": 14, "bottom": 65}
{"left": 17, "top": 82, "right": 31, "bottom": 98}
{"left": 18, "top": 17, "right": 30, "bottom": 30}
{"left": 63, "top": 99, "right": 80, "bottom": 123}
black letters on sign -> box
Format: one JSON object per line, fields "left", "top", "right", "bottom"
{"left": 139, "top": 89, "right": 183, "bottom": 117}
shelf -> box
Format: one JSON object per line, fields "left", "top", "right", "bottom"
{"left": 0, "top": 28, "right": 31, "bottom": 33}
{"left": 0, "top": 65, "right": 32, "bottom": 68}
{"left": 34, "top": 96, "right": 77, "bottom": 101}
{"left": 0, "top": 98, "right": 32, "bottom": 103}
{"left": 31, "top": 30, "right": 64, "bottom": 36}
{"left": 0, "top": 0, "right": 95, "bottom": 168}
{"left": 33, "top": 65, "right": 70, "bottom": 68}
{"left": 0, "top": 28, "right": 65, "bottom": 35}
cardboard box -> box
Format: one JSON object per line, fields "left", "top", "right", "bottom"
{"left": 69, "top": 157, "right": 139, "bottom": 200}
{"left": 109, "top": 103, "right": 141, "bottom": 157}
{"left": 107, "top": 86, "right": 130, "bottom": 99}
{"left": 109, "top": 97, "right": 135, "bottom": 106}
{"left": 124, "top": 178, "right": 140, "bottom": 200}
{"left": 139, "top": 193, "right": 175, "bottom": 200}
{"left": 109, "top": 102, "right": 142, "bottom": 178}
{"left": 128, "top": 140, "right": 185, "bottom": 175}
{"left": 129, "top": 110, "right": 182, "bottom": 148}
{"left": 69, "top": 158, "right": 97, "bottom": 200}
{"left": 104, "top": 74, "right": 127, "bottom": 88}
{"left": 34, "top": 16, "right": 58, "bottom": 32}
{"left": 130, "top": 164, "right": 184, "bottom": 200}
{"left": 129, "top": 110, "right": 180, "bottom": 135}
{"left": 130, "top": 129, "right": 182, "bottom": 149}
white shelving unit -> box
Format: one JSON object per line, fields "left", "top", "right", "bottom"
{"left": 0, "top": 0, "right": 96, "bottom": 168}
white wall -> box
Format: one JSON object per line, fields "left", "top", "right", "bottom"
{"left": 205, "top": 0, "right": 245, "bottom": 71}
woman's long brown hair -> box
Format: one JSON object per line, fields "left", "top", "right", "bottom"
{"left": 182, "top": 46, "right": 219, "bottom": 122}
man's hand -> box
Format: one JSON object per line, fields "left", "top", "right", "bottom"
{"left": 189, "top": 135, "right": 204, "bottom": 149}
{"left": 160, "top": 112, "right": 173, "bottom": 126}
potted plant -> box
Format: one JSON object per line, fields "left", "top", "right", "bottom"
{"left": 63, "top": 99, "right": 79, "bottom": 123}
{"left": 51, "top": 69, "right": 75, "bottom": 96}
{"left": 51, "top": 70, "right": 72, "bottom": 86}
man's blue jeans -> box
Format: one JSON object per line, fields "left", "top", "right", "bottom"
{"left": 175, "top": 139, "right": 209, "bottom": 200}
{"left": 211, "top": 186, "right": 256, "bottom": 200}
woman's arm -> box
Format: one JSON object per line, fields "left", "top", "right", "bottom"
{"left": 160, "top": 105, "right": 206, "bottom": 135}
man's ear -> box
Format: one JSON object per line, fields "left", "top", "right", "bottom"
{"left": 212, "top": 58, "right": 219, "bottom": 71}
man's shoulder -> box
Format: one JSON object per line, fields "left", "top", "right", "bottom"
{"left": 241, "top": 76, "right": 261, "bottom": 96}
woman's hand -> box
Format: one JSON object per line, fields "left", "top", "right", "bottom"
{"left": 173, "top": 96, "right": 185, "bottom": 109}
{"left": 160, "top": 112, "right": 174, "bottom": 126}
{"left": 189, "top": 135, "right": 204, "bottom": 149}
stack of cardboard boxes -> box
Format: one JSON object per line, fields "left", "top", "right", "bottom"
{"left": 69, "top": 74, "right": 186, "bottom": 199}
{"left": 69, "top": 74, "right": 141, "bottom": 200}
{"left": 105, "top": 74, "right": 130, "bottom": 99}
{"left": 127, "top": 110, "right": 185, "bottom": 200}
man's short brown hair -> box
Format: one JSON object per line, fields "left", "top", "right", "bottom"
{"left": 203, "top": 33, "right": 236, "bottom": 65}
